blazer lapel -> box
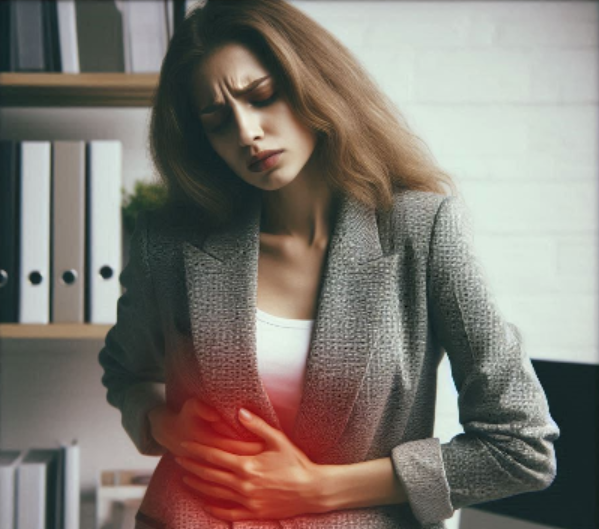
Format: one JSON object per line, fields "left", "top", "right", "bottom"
{"left": 182, "top": 190, "right": 394, "bottom": 460}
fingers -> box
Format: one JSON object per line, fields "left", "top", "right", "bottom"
{"left": 212, "top": 423, "right": 265, "bottom": 454}
{"left": 192, "top": 427, "right": 262, "bottom": 455}
{"left": 183, "top": 398, "right": 221, "bottom": 422}
{"left": 237, "top": 408, "right": 281, "bottom": 448}
{"left": 210, "top": 420, "right": 238, "bottom": 438}
{"left": 175, "top": 457, "right": 244, "bottom": 495}
{"left": 215, "top": 437, "right": 266, "bottom": 456}
{"left": 180, "top": 400, "right": 266, "bottom": 456}
{"left": 180, "top": 442, "right": 240, "bottom": 473}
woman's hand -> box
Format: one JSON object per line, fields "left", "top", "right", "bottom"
{"left": 175, "top": 407, "right": 328, "bottom": 521}
{"left": 148, "top": 398, "right": 266, "bottom": 460}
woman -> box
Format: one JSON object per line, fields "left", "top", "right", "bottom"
{"left": 98, "top": 1, "right": 560, "bottom": 528}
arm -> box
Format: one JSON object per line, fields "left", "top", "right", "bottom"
{"left": 313, "top": 457, "right": 408, "bottom": 512}
{"left": 98, "top": 210, "right": 168, "bottom": 456}
{"left": 387, "top": 195, "right": 560, "bottom": 525}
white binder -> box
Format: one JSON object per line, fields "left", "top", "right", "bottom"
{"left": 56, "top": 0, "right": 80, "bottom": 73}
{"left": 19, "top": 141, "right": 51, "bottom": 324}
{"left": 62, "top": 441, "right": 80, "bottom": 529}
{"left": 117, "top": 0, "right": 168, "bottom": 73}
{"left": 0, "top": 451, "right": 24, "bottom": 529}
{"left": 16, "top": 450, "right": 59, "bottom": 529}
{"left": 87, "top": 141, "right": 122, "bottom": 324}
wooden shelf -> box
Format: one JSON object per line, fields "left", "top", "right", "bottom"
{"left": 0, "top": 74, "right": 139, "bottom": 339}
{"left": 0, "top": 73, "right": 159, "bottom": 107}
{"left": 0, "top": 323, "right": 112, "bottom": 340}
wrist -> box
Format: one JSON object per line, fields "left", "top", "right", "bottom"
{"left": 313, "top": 458, "right": 408, "bottom": 512}
{"left": 310, "top": 464, "right": 339, "bottom": 513}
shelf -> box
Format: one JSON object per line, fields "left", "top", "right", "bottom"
{"left": 0, "top": 323, "right": 112, "bottom": 340}
{"left": 0, "top": 73, "right": 159, "bottom": 107}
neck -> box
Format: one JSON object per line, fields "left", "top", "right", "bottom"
{"left": 259, "top": 159, "right": 338, "bottom": 248}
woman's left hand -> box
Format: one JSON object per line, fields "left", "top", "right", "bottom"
{"left": 175, "top": 407, "right": 329, "bottom": 521}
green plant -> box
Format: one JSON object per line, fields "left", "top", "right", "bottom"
{"left": 121, "top": 181, "right": 168, "bottom": 234}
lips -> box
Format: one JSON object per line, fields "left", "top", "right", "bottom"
{"left": 248, "top": 150, "right": 283, "bottom": 169}
{"left": 249, "top": 152, "right": 282, "bottom": 173}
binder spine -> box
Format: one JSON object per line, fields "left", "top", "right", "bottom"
{"left": 87, "top": 141, "right": 122, "bottom": 324}
{"left": 19, "top": 142, "right": 51, "bottom": 324}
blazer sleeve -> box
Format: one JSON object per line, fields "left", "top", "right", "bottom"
{"left": 390, "top": 195, "right": 560, "bottom": 525}
{"left": 98, "top": 210, "right": 168, "bottom": 457}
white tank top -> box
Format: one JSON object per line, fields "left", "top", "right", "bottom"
{"left": 255, "top": 307, "right": 314, "bottom": 438}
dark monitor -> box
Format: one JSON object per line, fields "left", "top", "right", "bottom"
{"left": 470, "top": 359, "right": 599, "bottom": 529}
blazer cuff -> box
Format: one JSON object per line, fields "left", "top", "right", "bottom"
{"left": 391, "top": 437, "right": 454, "bottom": 525}
{"left": 121, "top": 382, "right": 168, "bottom": 456}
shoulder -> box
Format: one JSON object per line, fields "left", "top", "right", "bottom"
{"left": 391, "top": 189, "right": 447, "bottom": 221}
{"left": 383, "top": 189, "right": 456, "bottom": 251}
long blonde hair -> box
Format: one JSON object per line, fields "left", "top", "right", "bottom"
{"left": 149, "top": 0, "right": 458, "bottom": 229}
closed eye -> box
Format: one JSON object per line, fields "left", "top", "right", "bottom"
{"left": 251, "top": 91, "right": 278, "bottom": 107}
{"left": 206, "top": 92, "right": 279, "bottom": 134}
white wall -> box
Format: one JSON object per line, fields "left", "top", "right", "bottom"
{"left": 291, "top": 0, "right": 599, "bottom": 369}
{"left": 1, "top": 2, "right": 596, "bottom": 529}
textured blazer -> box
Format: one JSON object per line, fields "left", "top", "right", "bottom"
{"left": 98, "top": 188, "right": 560, "bottom": 529}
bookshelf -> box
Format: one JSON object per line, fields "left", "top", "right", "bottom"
{"left": 0, "top": 73, "right": 149, "bottom": 340}
{"left": 0, "top": 324, "right": 113, "bottom": 340}
{"left": 0, "top": 73, "right": 159, "bottom": 107}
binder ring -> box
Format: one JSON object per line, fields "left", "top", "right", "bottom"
{"left": 28, "top": 271, "right": 43, "bottom": 285}
{"left": 100, "top": 266, "right": 114, "bottom": 280}
{"left": 62, "top": 269, "right": 78, "bottom": 285}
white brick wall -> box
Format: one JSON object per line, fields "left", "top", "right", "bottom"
{"left": 294, "top": 1, "right": 599, "bottom": 367}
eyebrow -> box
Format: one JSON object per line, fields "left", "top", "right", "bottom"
{"left": 199, "top": 75, "right": 272, "bottom": 115}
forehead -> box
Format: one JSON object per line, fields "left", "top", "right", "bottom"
{"left": 192, "top": 42, "right": 271, "bottom": 103}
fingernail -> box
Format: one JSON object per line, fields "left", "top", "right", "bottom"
{"left": 239, "top": 408, "right": 252, "bottom": 421}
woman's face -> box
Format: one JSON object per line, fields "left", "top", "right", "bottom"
{"left": 192, "top": 42, "right": 318, "bottom": 191}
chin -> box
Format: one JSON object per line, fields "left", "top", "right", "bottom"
{"left": 247, "top": 170, "right": 298, "bottom": 192}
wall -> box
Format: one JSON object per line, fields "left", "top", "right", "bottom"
{"left": 1, "top": 2, "right": 596, "bottom": 528}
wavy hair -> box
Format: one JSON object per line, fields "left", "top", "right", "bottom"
{"left": 149, "top": 0, "right": 458, "bottom": 229}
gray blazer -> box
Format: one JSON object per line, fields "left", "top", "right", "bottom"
{"left": 98, "top": 188, "right": 560, "bottom": 529}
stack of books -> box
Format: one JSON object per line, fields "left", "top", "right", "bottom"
{"left": 0, "top": 0, "right": 201, "bottom": 74}
{"left": 0, "top": 140, "right": 123, "bottom": 325}
{"left": 0, "top": 441, "right": 80, "bottom": 529}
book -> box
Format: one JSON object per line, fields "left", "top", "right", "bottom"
{"left": 52, "top": 141, "right": 86, "bottom": 323}
{"left": 118, "top": 1, "right": 168, "bottom": 73}
{"left": 16, "top": 449, "right": 61, "bottom": 529}
{"left": 19, "top": 142, "right": 51, "bottom": 324}
{"left": 0, "top": 450, "right": 25, "bottom": 529}
{"left": 0, "top": 140, "right": 19, "bottom": 323}
{"left": 12, "top": 0, "right": 46, "bottom": 72}
{"left": 61, "top": 441, "right": 80, "bottom": 529}
{"left": 42, "top": 0, "right": 62, "bottom": 72}
{"left": 76, "top": 0, "right": 125, "bottom": 72}
{"left": 85, "top": 141, "right": 122, "bottom": 324}
{"left": 56, "top": 0, "right": 80, "bottom": 73}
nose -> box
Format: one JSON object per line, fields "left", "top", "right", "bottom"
{"left": 233, "top": 105, "right": 263, "bottom": 147}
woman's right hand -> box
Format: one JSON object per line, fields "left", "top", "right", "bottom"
{"left": 148, "top": 398, "right": 266, "bottom": 460}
